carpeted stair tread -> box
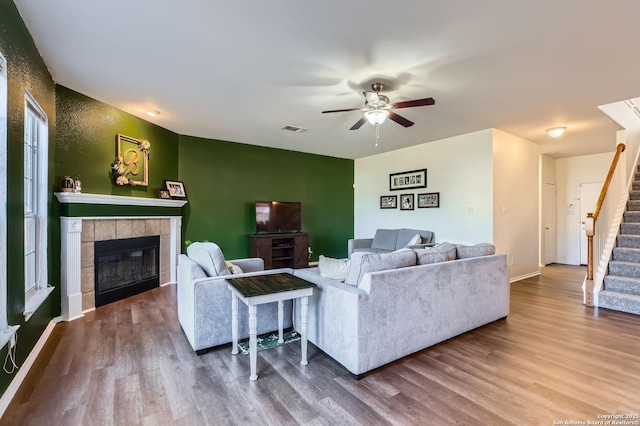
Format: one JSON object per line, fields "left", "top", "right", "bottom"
{"left": 616, "top": 234, "right": 640, "bottom": 249}
{"left": 612, "top": 247, "right": 640, "bottom": 263}
{"left": 604, "top": 275, "right": 640, "bottom": 296}
{"left": 627, "top": 200, "right": 640, "bottom": 211}
{"left": 620, "top": 223, "right": 640, "bottom": 234}
{"left": 631, "top": 190, "right": 640, "bottom": 200}
{"left": 623, "top": 211, "right": 640, "bottom": 223}
{"left": 608, "top": 261, "right": 640, "bottom": 278}
{"left": 598, "top": 291, "right": 640, "bottom": 315}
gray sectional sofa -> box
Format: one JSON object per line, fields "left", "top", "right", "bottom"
{"left": 348, "top": 228, "right": 435, "bottom": 256}
{"left": 292, "top": 244, "right": 510, "bottom": 378}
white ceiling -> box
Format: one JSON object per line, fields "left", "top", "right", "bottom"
{"left": 13, "top": 0, "right": 640, "bottom": 159}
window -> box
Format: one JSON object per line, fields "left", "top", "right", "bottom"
{"left": 0, "top": 52, "right": 18, "bottom": 346}
{"left": 23, "top": 90, "right": 53, "bottom": 321}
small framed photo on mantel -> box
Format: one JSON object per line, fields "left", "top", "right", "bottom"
{"left": 164, "top": 180, "right": 187, "bottom": 199}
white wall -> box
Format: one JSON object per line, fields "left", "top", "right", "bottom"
{"left": 492, "top": 129, "right": 540, "bottom": 280}
{"left": 354, "top": 129, "right": 494, "bottom": 243}
{"left": 540, "top": 155, "right": 557, "bottom": 264}
{"left": 556, "top": 152, "right": 613, "bottom": 264}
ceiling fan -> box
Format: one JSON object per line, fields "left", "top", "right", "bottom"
{"left": 322, "top": 83, "right": 435, "bottom": 130}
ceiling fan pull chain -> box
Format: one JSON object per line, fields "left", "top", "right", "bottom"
{"left": 375, "top": 124, "right": 380, "bottom": 146}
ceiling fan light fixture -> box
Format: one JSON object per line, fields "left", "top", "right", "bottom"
{"left": 546, "top": 126, "right": 566, "bottom": 138}
{"left": 365, "top": 109, "right": 390, "bottom": 125}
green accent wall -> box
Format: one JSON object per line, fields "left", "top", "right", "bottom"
{"left": 179, "top": 135, "right": 354, "bottom": 260}
{"left": 0, "top": 0, "right": 57, "bottom": 397}
{"left": 55, "top": 85, "right": 179, "bottom": 196}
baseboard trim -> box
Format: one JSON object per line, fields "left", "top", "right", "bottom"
{"left": 510, "top": 271, "right": 541, "bottom": 283}
{"left": 0, "top": 320, "right": 56, "bottom": 418}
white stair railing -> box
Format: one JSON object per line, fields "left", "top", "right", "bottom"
{"left": 584, "top": 143, "right": 627, "bottom": 306}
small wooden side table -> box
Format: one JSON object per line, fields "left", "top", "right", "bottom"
{"left": 226, "top": 273, "right": 316, "bottom": 381}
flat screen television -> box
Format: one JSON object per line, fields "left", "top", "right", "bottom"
{"left": 255, "top": 201, "right": 302, "bottom": 233}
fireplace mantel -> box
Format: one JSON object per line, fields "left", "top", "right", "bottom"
{"left": 55, "top": 192, "right": 188, "bottom": 207}
{"left": 58, "top": 193, "right": 185, "bottom": 321}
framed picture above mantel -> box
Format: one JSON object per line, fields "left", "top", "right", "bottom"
{"left": 389, "top": 169, "right": 427, "bottom": 191}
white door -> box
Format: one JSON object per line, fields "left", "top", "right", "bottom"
{"left": 543, "top": 183, "right": 557, "bottom": 265}
{"left": 579, "top": 182, "right": 602, "bottom": 265}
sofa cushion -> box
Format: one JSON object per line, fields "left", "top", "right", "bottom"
{"left": 225, "top": 260, "right": 244, "bottom": 274}
{"left": 179, "top": 254, "right": 208, "bottom": 280}
{"left": 414, "top": 242, "right": 457, "bottom": 265}
{"left": 406, "top": 233, "right": 422, "bottom": 246}
{"left": 346, "top": 250, "right": 417, "bottom": 286}
{"left": 370, "top": 229, "right": 399, "bottom": 251}
{"left": 396, "top": 228, "right": 435, "bottom": 249}
{"left": 455, "top": 243, "right": 496, "bottom": 259}
{"left": 186, "top": 242, "right": 231, "bottom": 277}
{"left": 318, "top": 255, "right": 350, "bottom": 280}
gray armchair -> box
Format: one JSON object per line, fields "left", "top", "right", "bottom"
{"left": 177, "top": 242, "right": 293, "bottom": 354}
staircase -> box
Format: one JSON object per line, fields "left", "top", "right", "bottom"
{"left": 599, "top": 169, "right": 640, "bottom": 315}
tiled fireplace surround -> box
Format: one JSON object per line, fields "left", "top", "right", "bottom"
{"left": 79, "top": 218, "right": 171, "bottom": 311}
{"left": 57, "top": 193, "right": 185, "bottom": 321}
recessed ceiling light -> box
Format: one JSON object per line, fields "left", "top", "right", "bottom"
{"left": 144, "top": 109, "right": 160, "bottom": 117}
{"left": 546, "top": 126, "right": 566, "bottom": 138}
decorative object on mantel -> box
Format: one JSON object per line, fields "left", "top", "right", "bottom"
{"left": 111, "top": 134, "right": 150, "bottom": 186}
{"left": 73, "top": 176, "right": 81, "bottom": 193}
{"left": 380, "top": 195, "right": 397, "bottom": 209}
{"left": 418, "top": 192, "right": 440, "bottom": 208}
{"left": 400, "top": 193, "right": 414, "bottom": 210}
{"left": 164, "top": 180, "right": 187, "bottom": 198}
{"left": 158, "top": 189, "right": 170, "bottom": 199}
{"left": 60, "top": 175, "right": 75, "bottom": 192}
{"left": 390, "top": 169, "right": 427, "bottom": 191}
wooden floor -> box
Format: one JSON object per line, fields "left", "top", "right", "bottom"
{"left": 3, "top": 264, "right": 640, "bottom": 425}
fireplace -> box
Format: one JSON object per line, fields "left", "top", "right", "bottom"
{"left": 94, "top": 236, "right": 160, "bottom": 307}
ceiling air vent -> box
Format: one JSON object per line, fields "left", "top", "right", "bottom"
{"left": 281, "top": 125, "right": 307, "bottom": 133}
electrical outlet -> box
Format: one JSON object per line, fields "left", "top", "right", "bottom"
{"left": 9, "top": 333, "right": 16, "bottom": 349}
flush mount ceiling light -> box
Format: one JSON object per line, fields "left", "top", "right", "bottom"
{"left": 144, "top": 109, "right": 160, "bottom": 117}
{"left": 546, "top": 126, "right": 566, "bottom": 137}
{"left": 364, "top": 109, "right": 390, "bottom": 125}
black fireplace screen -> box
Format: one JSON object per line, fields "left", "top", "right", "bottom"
{"left": 94, "top": 236, "right": 160, "bottom": 307}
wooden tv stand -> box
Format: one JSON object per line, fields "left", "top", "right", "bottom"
{"left": 248, "top": 233, "right": 309, "bottom": 269}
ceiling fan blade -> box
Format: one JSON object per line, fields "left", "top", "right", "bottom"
{"left": 388, "top": 111, "right": 414, "bottom": 128}
{"left": 364, "top": 91, "right": 380, "bottom": 105}
{"left": 322, "top": 107, "right": 361, "bottom": 114}
{"left": 349, "top": 117, "right": 367, "bottom": 130}
{"left": 392, "top": 97, "right": 435, "bottom": 109}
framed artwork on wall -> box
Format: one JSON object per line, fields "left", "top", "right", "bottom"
{"left": 390, "top": 169, "right": 427, "bottom": 191}
{"left": 418, "top": 192, "right": 439, "bottom": 208}
{"left": 112, "top": 134, "right": 150, "bottom": 186}
{"left": 380, "top": 195, "right": 397, "bottom": 209}
{"left": 400, "top": 194, "right": 414, "bottom": 210}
